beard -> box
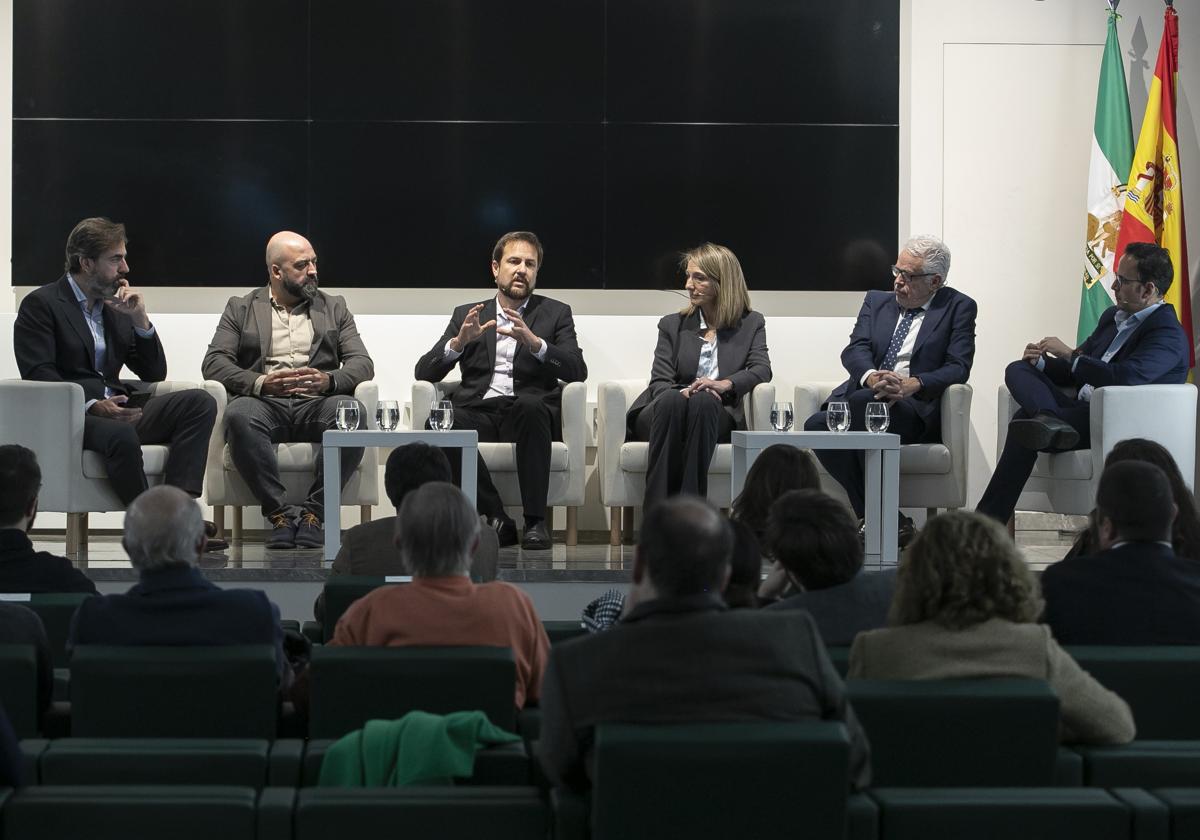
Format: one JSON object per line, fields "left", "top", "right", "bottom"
{"left": 94, "top": 274, "right": 124, "bottom": 299}
{"left": 500, "top": 277, "right": 532, "bottom": 301}
{"left": 284, "top": 275, "right": 319, "bottom": 301}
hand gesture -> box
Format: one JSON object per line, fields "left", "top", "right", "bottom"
{"left": 450, "top": 304, "right": 496, "bottom": 352}
{"left": 88, "top": 395, "right": 142, "bottom": 423}
{"left": 497, "top": 307, "right": 544, "bottom": 353}
{"left": 261, "top": 369, "right": 301, "bottom": 397}
{"left": 1023, "top": 342, "right": 1042, "bottom": 365}
{"left": 288, "top": 367, "right": 330, "bottom": 396}
{"left": 103, "top": 279, "right": 150, "bottom": 331}
{"left": 684, "top": 377, "right": 732, "bottom": 401}
{"left": 1036, "top": 336, "right": 1073, "bottom": 359}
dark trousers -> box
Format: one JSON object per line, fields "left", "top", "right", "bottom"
{"left": 82, "top": 388, "right": 217, "bottom": 505}
{"left": 635, "top": 389, "right": 735, "bottom": 511}
{"left": 223, "top": 394, "right": 366, "bottom": 521}
{"left": 803, "top": 388, "right": 929, "bottom": 518}
{"left": 976, "top": 361, "right": 1090, "bottom": 524}
{"left": 434, "top": 394, "right": 558, "bottom": 522}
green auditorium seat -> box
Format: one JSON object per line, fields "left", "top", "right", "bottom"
{"left": 1075, "top": 742, "right": 1200, "bottom": 787}
{"left": 36, "top": 738, "right": 304, "bottom": 787}
{"left": 1151, "top": 788, "right": 1200, "bottom": 839}
{"left": 292, "top": 787, "right": 547, "bottom": 840}
{"left": 320, "top": 576, "right": 394, "bottom": 642}
{"left": 847, "top": 679, "right": 1060, "bottom": 786}
{"left": 867, "top": 788, "right": 1159, "bottom": 840}
{"left": 585, "top": 721, "right": 851, "bottom": 840}
{"left": 301, "top": 739, "right": 530, "bottom": 786}
{"left": 1, "top": 786, "right": 260, "bottom": 840}
{"left": 18, "top": 740, "right": 46, "bottom": 785}
{"left": 827, "top": 645, "right": 851, "bottom": 677}
{"left": 0, "top": 644, "right": 39, "bottom": 738}
{"left": 26, "top": 592, "right": 93, "bottom": 668}
{"left": 307, "top": 646, "right": 517, "bottom": 739}
{"left": 1066, "top": 646, "right": 1200, "bottom": 739}
{"left": 69, "top": 645, "right": 279, "bottom": 738}
{"left": 542, "top": 620, "right": 587, "bottom": 645}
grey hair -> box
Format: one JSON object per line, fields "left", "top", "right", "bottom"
{"left": 397, "top": 482, "right": 480, "bottom": 577}
{"left": 122, "top": 486, "right": 205, "bottom": 572}
{"left": 902, "top": 234, "right": 951, "bottom": 282}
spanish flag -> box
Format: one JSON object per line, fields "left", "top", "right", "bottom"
{"left": 1114, "top": 3, "right": 1192, "bottom": 367}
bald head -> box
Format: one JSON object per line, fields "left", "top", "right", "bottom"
{"left": 122, "top": 486, "right": 205, "bottom": 573}
{"left": 265, "top": 231, "right": 319, "bottom": 304}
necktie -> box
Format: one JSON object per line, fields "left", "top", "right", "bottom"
{"left": 881, "top": 309, "right": 918, "bottom": 371}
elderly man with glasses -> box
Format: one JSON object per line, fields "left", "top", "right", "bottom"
{"left": 803, "top": 234, "right": 978, "bottom": 546}
{"left": 977, "top": 242, "right": 1188, "bottom": 525}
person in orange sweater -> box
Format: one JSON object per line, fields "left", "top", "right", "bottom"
{"left": 329, "top": 481, "right": 549, "bottom": 709}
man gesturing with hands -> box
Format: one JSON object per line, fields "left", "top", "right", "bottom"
{"left": 415, "top": 231, "right": 587, "bottom": 550}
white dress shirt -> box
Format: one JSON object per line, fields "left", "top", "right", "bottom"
{"left": 860, "top": 291, "right": 936, "bottom": 385}
{"left": 442, "top": 297, "right": 548, "bottom": 399}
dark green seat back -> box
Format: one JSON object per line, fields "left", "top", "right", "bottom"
{"left": 1076, "top": 741, "right": 1200, "bottom": 787}
{"left": 0, "top": 644, "right": 39, "bottom": 738}
{"left": 70, "top": 645, "right": 278, "bottom": 738}
{"left": 26, "top": 593, "right": 92, "bottom": 668}
{"left": 1066, "top": 646, "right": 1200, "bottom": 739}
{"left": 1, "top": 785, "right": 259, "bottom": 840}
{"left": 592, "top": 721, "right": 850, "bottom": 840}
{"left": 542, "top": 620, "right": 587, "bottom": 645}
{"left": 847, "top": 679, "right": 1060, "bottom": 786}
{"left": 1152, "top": 788, "right": 1200, "bottom": 839}
{"left": 321, "top": 577, "right": 391, "bottom": 642}
{"left": 308, "top": 646, "right": 517, "bottom": 739}
{"left": 827, "top": 645, "right": 851, "bottom": 677}
{"left": 36, "top": 738, "right": 294, "bottom": 787}
{"left": 294, "top": 787, "right": 546, "bottom": 840}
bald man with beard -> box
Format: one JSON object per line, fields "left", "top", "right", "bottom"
{"left": 202, "top": 232, "right": 375, "bottom": 549}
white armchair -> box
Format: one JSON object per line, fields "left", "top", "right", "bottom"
{"left": 794, "top": 382, "right": 973, "bottom": 516}
{"left": 0, "top": 379, "right": 200, "bottom": 554}
{"left": 411, "top": 380, "right": 587, "bottom": 545}
{"left": 597, "top": 380, "right": 775, "bottom": 545}
{"left": 996, "top": 383, "right": 1197, "bottom": 516}
{"left": 202, "top": 381, "right": 380, "bottom": 542}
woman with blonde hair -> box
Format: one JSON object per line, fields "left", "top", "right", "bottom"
{"left": 849, "top": 510, "right": 1134, "bottom": 744}
{"left": 626, "top": 243, "right": 772, "bottom": 509}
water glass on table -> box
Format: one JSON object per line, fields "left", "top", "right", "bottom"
{"left": 826, "top": 401, "right": 850, "bottom": 432}
{"left": 376, "top": 400, "right": 400, "bottom": 432}
{"left": 866, "top": 401, "right": 890, "bottom": 433}
{"left": 770, "top": 401, "right": 794, "bottom": 432}
{"left": 335, "top": 400, "right": 360, "bottom": 432}
{"left": 429, "top": 399, "right": 455, "bottom": 431}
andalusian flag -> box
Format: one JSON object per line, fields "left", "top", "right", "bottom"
{"left": 1114, "top": 3, "right": 1193, "bottom": 366}
{"left": 1079, "top": 5, "right": 1133, "bottom": 344}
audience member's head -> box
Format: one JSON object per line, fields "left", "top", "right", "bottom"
{"left": 1095, "top": 460, "right": 1176, "bottom": 547}
{"left": 731, "top": 445, "right": 821, "bottom": 543}
{"left": 1102, "top": 438, "right": 1200, "bottom": 555}
{"left": 766, "top": 489, "right": 863, "bottom": 590}
{"left": 635, "top": 496, "right": 733, "bottom": 600}
{"left": 0, "top": 445, "right": 41, "bottom": 531}
{"left": 890, "top": 510, "right": 1041, "bottom": 630}
{"left": 122, "top": 486, "right": 206, "bottom": 573}
{"left": 384, "top": 443, "right": 453, "bottom": 509}
{"left": 723, "top": 519, "right": 763, "bottom": 609}
{"left": 396, "top": 482, "right": 480, "bottom": 577}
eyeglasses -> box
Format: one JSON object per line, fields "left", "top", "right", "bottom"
{"left": 1112, "top": 274, "right": 1147, "bottom": 288}
{"left": 891, "top": 266, "right": 937, "bottom": 283}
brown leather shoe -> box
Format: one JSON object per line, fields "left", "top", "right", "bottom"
{"left": 202, "top": 520, "right": 229, "bottom": 552}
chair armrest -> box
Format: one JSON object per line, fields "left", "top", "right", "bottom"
{"left": 202, "top": 381, "right": 230, "bottom": 502}
{"left": 1092, "top": 384, "right": 1198, "bottom": 487}
{"left": 410, "top": 380, "right": 462, "bottom": 430}
{"left": 996, "top": 384, "right": 1020, "bottom": 460}
{"left": 747, "top": 382, "right": 776, "bottom": 430}
{"left": 793, "top": 382, "right": 841, "bottom": 423}
{"left": 939, "top": 383, "right": 973, "bottom": 453}
{"left": 352, "top": 381, "right": 379, "bottom": 429}
{"left": 0, "top": 381, "right": 86, "bottom": 510}
{"left": 560, "top": 382, "right": 587, "bottom": 502}
{"left": 596, "top": 380, "right": 643, "bottom": 503}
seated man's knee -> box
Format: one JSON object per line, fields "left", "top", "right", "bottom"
{"left": 803, "top": 412, "right": 826, "bottom": 432}
{"left": 106, "top": 423, "right": 141, "bottom": 457}
{"left": 511, "top": 394, "right": 550, "bottom": 421}
{"left": 1004, "top": 359, "right": 1033, "bottom": 385}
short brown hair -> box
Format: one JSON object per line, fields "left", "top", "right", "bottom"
{"left": 492, "top": 231, "right": 543, "bottom": 267}
{"left": 65, "top": 217, "right": 127, "bottom": 274}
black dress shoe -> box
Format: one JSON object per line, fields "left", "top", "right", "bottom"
{"left": 897, "top": 515, "right": 917, "bottom": 549}
{"left": 265, "top": 513, "right": 297, "bottom": 550}
{"left": 521, "top": 521, "right": 551, "bottom": 551}
{"left": 201, "top": 520, "right": 229, "bottom": 552}
{"left": 1008, "top": 411, "right": 1080, "bottom": 451}
{"left": 490, "top": 515, "right": 519, "bottom": 548}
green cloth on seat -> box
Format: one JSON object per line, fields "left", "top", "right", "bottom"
{"left": 318, "top": 710, "right": 521, "bottom": 787}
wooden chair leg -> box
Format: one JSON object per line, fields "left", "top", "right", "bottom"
{"left": 66, "top": 513, "right": 84, "bottom": 557}
{"left": 80, "top": 513, "right": 89, "bottom": 551}
{"left": 622, "top": 507, "right": 635, "bottom": 545}
{"left": 566, "top": 507, "right": 578, "bottom": 546}
{"left": 212, "top": 506, "right": 226, "bottom": 540}
{"left": 232, "top": 507, "right": 244, "bottom": 543}
{"left": 1006, "top": 515, "right": 1016, "bottom": 540}
{"left": 610, "top": 508, "right": 622, "bottom": 547}
{"left": 360, "top": 505, "right": 372, "bottom": 524}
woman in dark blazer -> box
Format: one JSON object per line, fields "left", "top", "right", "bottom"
{"left": 627, "top": 243, "right": 772, "bottom": 509}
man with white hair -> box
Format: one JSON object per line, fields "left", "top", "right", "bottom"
{"left": 67, "top": 485, "right": 290, "bottom": 684}
{"left": 803, "top": 234, "right": 977, "bottom": 545}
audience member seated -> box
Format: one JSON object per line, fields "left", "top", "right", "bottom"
{"left": 0, "top": 444, "right": 97, "bottom": 594}
{"left": 723, "top": 519, "right": 765, "bottom": 609}
{"left": 764, "top": 489, "right": 895, "bottom": 644}
{"left": 328, "top": 482, "right": 549, "bottom": 710}
{"left": 0, "top": 704, "right": 21, "bottom": 787}
{"left": 539, "top": 496, "right": 870, "bottom": 792}
{"left": 314, "top": 442, "right": 501, "bottom": 621}
{"left": 0, "top": 601, "right": 53, "bottom": 719}
{"left": 1064, "top": 437, "right": 1200, "bottom": 561}
{"left": 849, "top": 511, "right": 1134, "bottom": 745}
{"left": 68, "top": 485, "right": 291, "bottom": 687}
{"left": 1042, "top": 461, "right": 1200, "bottom": 645}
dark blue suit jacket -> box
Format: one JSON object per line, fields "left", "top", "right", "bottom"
{"left": 67, "top": 565, "right": 288, "bottom": 681}
{"left": 1043, "top": 303, "right": 1189, "bottom": 389}
{"left": 831, "top": 286, "right": 977, "bottom": 424}
{"left": 1041, "top": 542, "right": 1200, "bottom": 645}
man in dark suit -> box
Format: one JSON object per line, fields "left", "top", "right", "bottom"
{"left": 202, "top": 231, "right": 375, "bottom": 549}
{"left": 537, "top": 496, "right": 869, "bottom": 792}
{"left": 68, "top": 485, "right": 291, "bottom": 687}
{"left": 977, "top": 242, "right": 1189, "bottom": 524}
{"left": 804, "top": 235, "right": 977, "bottom": 542}
{"left": 1042, "top": 461, "right": 1200, "bottom": 645}
{"left": 0, "top": 446, "right": 97, "bottom": 595}
{"left": 414, "top": 231, "right": 587, "bottom": 550}
{"left": 13, "top": 218, "right": 218, "bottom": 530}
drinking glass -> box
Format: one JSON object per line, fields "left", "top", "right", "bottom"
{"left": 866, "top": 401, "right": 890, "bottom": 433}
{"left": 770, "top": 401, "right": 794, "bottom": 432}
{"left": 429, "top": 399, "right": 455, "bottom": 431}
{"left": 826, "top": 401, "right": 850, "bottom": 433}
{"left": 335, "top": 399, "right": 360, "bottom": 432}
{"left": 376, "top": 400, "right": 400, "bottom": 432}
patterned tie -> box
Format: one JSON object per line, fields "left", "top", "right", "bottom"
{"left": 881, "top": 308, "right": 918, "bottom": 371}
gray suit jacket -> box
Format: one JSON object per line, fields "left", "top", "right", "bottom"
{"left": 768, "top": 568, "right": 896, "bottom": 645}
{"left": 627, "top": 309, "right": 771, "bottom": 433}
{"left": 201, "top": 286, "right": 374, "bottom": 396}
